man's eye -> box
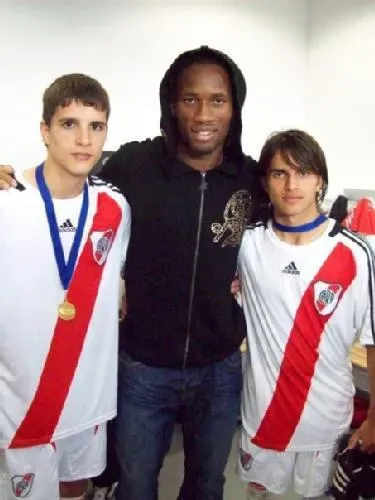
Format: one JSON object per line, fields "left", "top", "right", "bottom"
{"left": 92, "top": 123, "right": 105, "bottom": 131}
{"left": 62, "top": 120, "right": 75, "bottom": 128}
{"left": 213, "top": 98, "right": 225, "bottom": 105}
{"left": 183, "top": 97, "right": 196, "bottom": 104}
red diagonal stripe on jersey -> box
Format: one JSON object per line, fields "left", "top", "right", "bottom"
{"left": 252, "top": 242, "right": 356, "bottom": 451}
{"left": 10, "top": 193, "right": 122, "bottom": 448}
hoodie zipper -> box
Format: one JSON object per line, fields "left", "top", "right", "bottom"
{"left": 183, "top": 171, "right": 207, "bottom": 369}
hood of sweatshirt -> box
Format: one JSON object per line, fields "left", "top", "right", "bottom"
{"left": 159, "top": 45, "right": 247, "bottom": 165}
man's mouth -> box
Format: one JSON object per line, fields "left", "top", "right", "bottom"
{"left": 191, "top": 130, "right": 216, "bottom": 142}
{"left": 72, "top": 153, "right": 93, "bottom": 161}
{"left": 283, "top": 196, "right": 303, "bottom": 204}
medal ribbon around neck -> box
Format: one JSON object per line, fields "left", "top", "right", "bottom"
{"left": 35, "top": 164, "right": 89, "bottom": 320}
{"left": 272, "top": 213, "right": 327, "bottom": 233}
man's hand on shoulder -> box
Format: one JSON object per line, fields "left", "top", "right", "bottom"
{"left": 0, "top": 165, "right": 16, "bottom": 190}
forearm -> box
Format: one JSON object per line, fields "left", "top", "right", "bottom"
{"left": 366, "top": 346, "right": 375, "bottom": 419}
{"left": 349, "top": 346, "right": 375, "bottom": 451}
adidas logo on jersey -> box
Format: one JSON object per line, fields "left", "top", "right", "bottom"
{"left": 282, "top": 261, "right": 300, "bottom": 275}
{"left": 59, "top": 219, "right": 76, "bottom": 232}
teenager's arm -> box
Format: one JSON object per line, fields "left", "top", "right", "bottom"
{"left": 349, "top": 347, "right": 375, "bottom": 453}
{"left": 366, "top": 347, "right": 375, "bottom": 423}
{"left": 349, "top": 238, "right": 375, "bottom": 452}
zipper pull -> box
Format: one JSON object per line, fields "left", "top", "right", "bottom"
{"left": 200, "top": 171, "right": 207, "bottom": 192}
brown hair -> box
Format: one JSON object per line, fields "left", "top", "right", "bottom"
{"left": 258, "top": 129, "right": 328, "bottom": 202}
{"left": 249, "top": 130, "right": 329, "bottom": 223}
{"left": 42, "top": 73, "right": 110, "bottom": 126}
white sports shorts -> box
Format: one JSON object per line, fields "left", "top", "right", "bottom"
{"left": 238, "top": 428, "right": 336, "bottom": 497}
{"left": 0, "top": 424, "right": 106, "bottom": 500}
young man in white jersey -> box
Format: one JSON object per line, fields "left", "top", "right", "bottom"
{"left": 0, "top": 75, "right": 131, "bottom": 499}
{"left": 237, "top": 130, "right": 375, "bottom": 499}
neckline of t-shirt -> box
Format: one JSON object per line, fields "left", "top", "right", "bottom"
{"left": 19, "top": 169, "right": 84, "bottom": 203}
{"left": 18, "top": 170, "right": 36, "bottom": 191}
{"left": 266, "top": 217, "right": 335, "bottom": 250}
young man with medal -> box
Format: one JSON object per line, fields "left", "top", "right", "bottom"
{"left": 0, "top": 74, "right": 130, "bottom": 499}
{"left": 237, "top": 130, "right": 375, "bottom": 499}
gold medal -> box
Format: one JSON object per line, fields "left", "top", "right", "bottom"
{"left": 58, "top": 299, "right": 76, "bottom": 321}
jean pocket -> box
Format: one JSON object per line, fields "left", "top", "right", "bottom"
{"left": 222, "top": 350, "right": 242, "bottom": 370}
{"left": 119, "top": 350, "right": 145, "bottom": 369}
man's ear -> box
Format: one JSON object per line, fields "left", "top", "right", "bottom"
{"left": 40, "top": 121, "right": 50, "bottom": 147}
{"left": 316, "top": 176, "right": 324, "bottom": 198}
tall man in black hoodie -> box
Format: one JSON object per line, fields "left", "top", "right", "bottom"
{"left": 0, "top": 46, "right": 257, "bottom": 499}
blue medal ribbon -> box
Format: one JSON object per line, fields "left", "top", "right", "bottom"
{"left": 273, "top": 213, "right": 327, "bottom": 233}
{"left": 35, "top": 164, "right": 89, "bottom": 291}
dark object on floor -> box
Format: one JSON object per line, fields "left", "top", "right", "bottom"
{"left": 361, "top": 451, "right": 375, "bottom": 499}
{"left": 329, "top": 433, "right": 375, "bottom": 500}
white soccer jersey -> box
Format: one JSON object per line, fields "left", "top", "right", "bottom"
{"left": 238, "top": 219, "right": 375, "bottom": 452}
{"left": 0, "top": 175, "right": 131, "bottom": 449}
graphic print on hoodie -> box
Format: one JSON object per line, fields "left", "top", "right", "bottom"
{"left": 99, "top": 46, "right": 259, "bottom": 368}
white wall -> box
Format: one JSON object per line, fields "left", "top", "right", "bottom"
{"left": 3, "top": 0, "right": 375, "bottom": 198}
{"left": 306, "top": 0, "right": 375, "bottom": 198}
{"left": 0, "top": 0, "right": 308, "bottom": 169}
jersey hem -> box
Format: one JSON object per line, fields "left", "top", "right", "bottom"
{"left": 242, "top": 423, "right": 344, "bottom": 452}
{"left": 238, "top": 469, "right": 286, "bottom": 495}
{"left": 2, "top": 411, "right": 116, "bottom": 449}
{"left": 250, "top": 436, "right": 339, "bottom": 452}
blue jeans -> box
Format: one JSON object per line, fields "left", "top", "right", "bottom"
{"left": 115, "top": 350, "right": 242, "bottom": 500}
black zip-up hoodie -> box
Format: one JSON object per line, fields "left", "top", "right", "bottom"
{"left": 100, "top": 46, "right": 258, "bottom": 368}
